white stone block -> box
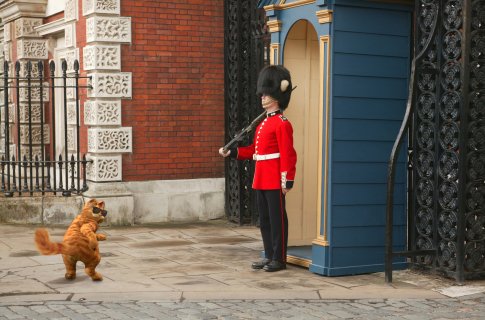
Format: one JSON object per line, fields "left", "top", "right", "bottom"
{"left": 67, "top": 127, "right": 76, "bottom": 151}
{"left": 4, "top": 42, "right": 11, "bottom": 61}
{"left": 65, "top": 0, "right": 78, "bottom": 22}
{"left": 88, "top": 72, "right": 132, "bottom": 98}
{"left": 83, "top": 45, "right": 121, "bottom": 71}
{"left": 83, "top": 0, "right": 120, "bottom": 16}
{"left": 43, "top": 196, "right": 83, "bottom": 225}
{"left": 86, "top": 154, "right": 122, "bottom": 182}
{"left": 17, "top": 39, "right": 48, "bottom": 60}
{"left": 0, "top": 197, "right": 42, "bottom": 224}
{"left": 86, "top": 16, "right": 131, "bottom": 43}
{"left": 18, "top": 60, "right": 42, "bottom": 78}
{"left": 126, "top": 178, "right": 225, "bottom": 224}
{"left": 64, "top": 48, "right": 80, "bottom": 73}
{"left": 19, "top": 124, "right": 50, "bottom": 144}
{"left": 18, "top": 103, "right": 44, "bottom": 124}
{"left": 67, "top": 101, "right": 80, "bottom": 125}
{"left": 18, "top": 145, "right": 42, "bottom": 161}
{"left": 88, "top": 127, "right": 132, "bottom": 153}
{"left": 19, "top": 82, "right": 49, "bottom": 102}
{"left": 133, "top": 193, "right": 170, "bottom": 223}
{"left": 84, "top": 100, "right": 121, "bottom": 126}
{"left": 4, "top": 22, "right": 11, "bottom": 43}
{"left": 65, "top": 23, "right": 76, "bottom": 48}
{"left": 15, "top": 18, "right": 42, "bottom": 38}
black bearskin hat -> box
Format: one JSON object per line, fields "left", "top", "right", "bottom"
{"left": 256, "top": 65, "right": 293, "bottom": 110}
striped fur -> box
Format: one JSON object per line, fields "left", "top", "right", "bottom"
{"left": 34, "top": 199, "right": 108, "bottom": 281}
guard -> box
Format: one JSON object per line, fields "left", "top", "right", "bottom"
{"left": 219, "top": 65, "right": 297, "bottom": 272}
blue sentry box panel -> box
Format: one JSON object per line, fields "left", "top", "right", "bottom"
{"left": 321, "top": 0, "right": 412, "bottom": 276}
{"left": 262, "top": 0, "right": 413, "bottom": 276}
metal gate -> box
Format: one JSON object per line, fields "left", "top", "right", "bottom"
{"left": 224, "top": 0, "right": 270, "bottom": 224}
{"left": 0, "top": 59, "right": 91, "bottom": 197}
{"left": 386, "top": 0, "right": 485, "bottom": 282}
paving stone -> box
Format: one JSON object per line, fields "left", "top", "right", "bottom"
{"left": 3, "top": 224, "right": 485, "bottom": 319}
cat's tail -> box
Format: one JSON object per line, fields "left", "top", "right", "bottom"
{"left": 34, "top": 228, "right": 64, "bottom": 255}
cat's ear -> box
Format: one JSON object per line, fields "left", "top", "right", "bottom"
{"left": 98, "top": 201, "right": 105, "bottom": 209}
{"left": 86, "top": 199, "right": 97, "bottom": 207}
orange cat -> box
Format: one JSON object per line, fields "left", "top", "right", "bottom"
{"left": 35, "top": 199, "right": 108, "bottom": 281}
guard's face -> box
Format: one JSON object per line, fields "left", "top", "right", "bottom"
{"left": 261, "top": 95, "right": 278, "bottom": 110}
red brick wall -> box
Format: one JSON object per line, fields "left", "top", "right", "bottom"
{"left": 44, "top": 11, "right": 64, "bottom": 23}
{"left": 120, "top": 0, "right": 225, "bottom": 181}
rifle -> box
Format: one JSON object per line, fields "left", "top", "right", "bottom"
{"left": 222, "top": 111, "right": 266, "bottom": 153}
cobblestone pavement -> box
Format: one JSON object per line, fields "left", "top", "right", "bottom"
{"left": 1, "top": 295, "right": 485, "bottom": 320}
{"left": 2, "top": 221, "right": 485, "bottom": 319}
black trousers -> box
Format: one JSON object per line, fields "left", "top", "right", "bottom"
{"left": 256, "top": 189, "right": 288, "bottom": 263}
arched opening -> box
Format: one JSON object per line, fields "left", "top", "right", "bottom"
{"left": 283, "top": 20, "right": 320, "bottom": 265}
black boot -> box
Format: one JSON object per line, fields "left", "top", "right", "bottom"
{"left": 251, "top": 258, "right": 271, "bottom": 270}
{"left": 263, "top": 260, "right": 286, "bottom": 272}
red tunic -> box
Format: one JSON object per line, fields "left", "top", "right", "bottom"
{"left": 236, "top": 110, "right": 297, "bottom": 190}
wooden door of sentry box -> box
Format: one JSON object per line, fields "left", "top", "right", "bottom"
{"left": 284, "top": 20, "right": 321, "bottom": 252}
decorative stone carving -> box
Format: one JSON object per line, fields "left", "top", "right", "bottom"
{"left": 83, "top": 45, "right": 120, "bottom": 70}
{"left": 65, "top": 23, "right": 76, "bottom": 48}
{"left": 67, "top": 127, "right": 75, "bottom": 151}
{"left": 84, "top": 100, "right": 121, "bottom": 126}
{"left": 2, "top": 125, "right": 7, "bottom": 142}
{"left": 83, "top": 0, "right": 120, "bottom": 16}
{"left": 65, "top": 48, "right": 79, "bottom": 68}
{"left": 18, "top": 145, "right": 42, "bottom": 161}
{"left": 4, "top": 42, "right": 11, "bottom": 62}
{"left": 19, "top": 103, "right": 44, "bottom": 123}
{"left": 20, "top": 124, "right": 50, "bottom": 144}
{"left": 4, "top": 22, "right": 11, "bottom": 43}
{"left": 1, "top": 124, "right": 13, "bottom": 142}
{"left": 18, "top": 60, "right": 41, "bottom": 78}
{"left": 64, "top": 0, "right": 78, "bottom": 22}
{"left": 15, "top": 18, "right": 42, "bottom": 38}
{"left": 86, "top": 16, "right": 131, "bottom": 43}
{"left": 67, "top": 101, "right": 79, "bottom": 125}
{"left": 19, "top": 83, "right": 49, "bottom": 102}
{"left": 0, "top": 90, "right": 12, "bottom": 106}
{"left": 88, "top": 127, "right": 132, "bottom": 153}
{"left": 5, "top": 65, "right": 12, "bottom": 82}
{"left": 0, "top": 104, "right": 15, "bottom": 123}
{"left": 17, "top": 39, "right": 48, "bottom": 59}
{"left": 86, "top": 154, "right": 122, "bottom": 182}
{"left": 66, "top": 77, "right": 76, "bottom": 100}
{"left": 88, "top": 72, "right": 132, "bottom": 98}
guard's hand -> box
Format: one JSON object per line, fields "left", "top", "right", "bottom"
{"left": 282, "top": 188, "right": 291, "bottom": 195}
{"left": 219, "top": 148, "right": 231, "bottom": 157}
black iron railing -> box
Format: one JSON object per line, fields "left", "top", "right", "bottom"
{"left": 0, "top": 59, "right": 92, "bottom": 197}
{"left": 224, "top": 0, "right": 270, "bottom": 225}
{"left": 386, "top": 0, "right": 485, "bottom": 283}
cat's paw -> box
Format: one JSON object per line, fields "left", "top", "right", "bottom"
{"left": 65, "top": 272, "right": 76, "bottom": 280}
{"left": 96, "top": 234, "right": 107, "bottom": 241}
{"left": 91, "top": 273, "right": 103, "bottom": 281}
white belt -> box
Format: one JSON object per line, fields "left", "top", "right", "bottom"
{"left": 253, "top": 153, "right": 280, "bottom": 161}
